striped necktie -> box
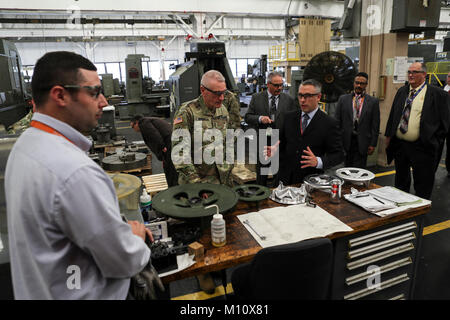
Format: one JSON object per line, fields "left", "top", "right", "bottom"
{"left": 301, "top": 113, "right": 309, "bottom": 134}
{"left": 399, "top": 89, "right": 416, "bottom": 134}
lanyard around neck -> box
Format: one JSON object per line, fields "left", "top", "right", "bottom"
{"left": 30, "top": 120, "right": 74, "bottom": 145}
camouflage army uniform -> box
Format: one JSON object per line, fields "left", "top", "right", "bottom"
{"left": 172, "top": 95, "right": 234, "bottom": 187}
{"left": 223, "top": 90, "right": 241, "bottom": 130}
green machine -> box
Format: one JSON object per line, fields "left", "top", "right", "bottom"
{"left": 116, "top": 54, "right": 170, "bottom": 119}
{"left": 168, "top": 41, "right": 238, "bottom": 114}
{"left": 0, "top": 40, "right": 31, "bottom": 130}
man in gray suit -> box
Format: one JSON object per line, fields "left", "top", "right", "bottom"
{"left": 244, "top": 71, "right": 296, "bottom": 186}
{"left": 335, "top": 72, "right": 380, "bottom": 168}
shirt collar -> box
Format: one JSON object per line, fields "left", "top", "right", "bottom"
{"left": 268, "top": 92, "right": 279, "bottom": 100}
{"left": 302, "top": 107, "right": 319, "bottom": 119}
{"left": 32, "top": 112, "right": 92, "bottom": 152}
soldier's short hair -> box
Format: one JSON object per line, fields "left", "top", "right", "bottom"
{"left": 201, "top": 70, "right": 226, "bottom": 87}
{"left": 300, "top": 78, "right": 322, "bottom": 94}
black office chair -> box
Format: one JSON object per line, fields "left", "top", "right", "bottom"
{"left": 231, "top": 238, "right": 333, "bottom": 300}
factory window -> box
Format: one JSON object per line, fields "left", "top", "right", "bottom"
{"left": 95, "top": 63, "right": 106, "bottom": 75}
{"left": 149, "top": 61, "right": 161, "bottom": 81}
{"left": 228, "top": 59, "right": 237, "bottom": 78}
{"left": 120, "top": 62, "right": 126, "bottom": 83}
{"left": 104, "top": 63, "right": 121, "bottom": 81}
{"left": 228, "top": 58, "right": 258, "bottom": 79}
{"left": 142, "top": 61, "right": 150, "bottom": 78}
{"left": 236, "top": 59, "right": 249, "bottom": 79}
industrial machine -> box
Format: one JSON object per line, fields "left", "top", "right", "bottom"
{"left": 246, "top": 54, "right": 268, "bottom": 94}
{"left": 168, "top": 41, "right": 238, "bottom": 113}
{"left": 116, "top": 54, "right": 170, "bottom": 119}
{"left": 0, "top": 40, "right": 31, "bottom": 130}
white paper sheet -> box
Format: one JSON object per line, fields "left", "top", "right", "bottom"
{"left": 237, "top": 204, "right": 353, "bottom": 248}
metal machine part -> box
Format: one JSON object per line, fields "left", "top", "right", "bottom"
{"left": 102, "top": 143, "right": 147, "bottom": 171}
{"left": 152, "top": 183, "right": 238, "bottom": 219}
{"left": 108, "top": 173, "right": 143, "bottom": 223}
{"left": 233, "top": 184, "right": 271, "bottom": 202}
{"left": 335, "top": 167, "right": 375, "bottom": 187}
{"left": 168, "top": 41, "right": 238, "bottom": 112}
{"left": 303, "top": 174, "right": 344, "bottom": 194}
{"left": 269, "top": 181, "right": 306, "bottom": 205}
{"left": 303, "top": 51, "right": 356, "bottom": 103}
{"left": 0, "top": 40, "right": 31, "bottom": 130}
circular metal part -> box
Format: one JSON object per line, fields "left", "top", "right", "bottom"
{"left": 152, "top": 183, "right": 238, "bottom": 219}
{"left": 233, "top": 184, "right": 271, "bottom": 202}
{"left": 335, "top": 167, "right": 375, "bottom": 185}
{"left": 303, "top": 174, "right": 343, "bottom": 193}
{"left": 303, "top": 51, "right": 357, "bottom": 103}
{"left": 101, "top": 151, "right": 147, "bottom": 171}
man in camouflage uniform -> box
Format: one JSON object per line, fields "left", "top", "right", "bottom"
{"left": 172, "top": 70, "right": 234, "bottom": 187}
{"left": 223, "top": 90, "right": 241, "bottom": 130}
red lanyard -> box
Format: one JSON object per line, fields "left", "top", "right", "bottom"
{"left": 30, "top": 120, "right": 74, "bottom": 145}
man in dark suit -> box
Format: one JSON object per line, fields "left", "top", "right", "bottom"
{"left": 335, "top": 72, "right": 380, "bottom": 168}
{"left": 268, "top": 79, "right": 344, "bottom": 185}
{"left": 244, "top": 71, "right": 296, "bottom": 186}
{"left": 385, "top": 62, "right": 450, "bottom": 199}
{"left": 131, "top": 114, "right": 178, "bottom": 187}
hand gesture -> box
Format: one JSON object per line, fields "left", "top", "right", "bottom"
{"left": 300, "top": 146, "right": 318, "bottom": 168}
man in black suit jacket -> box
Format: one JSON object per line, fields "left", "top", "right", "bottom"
{"left": 244, "top": 71, "right": 296, "bottom": 186}
{"left": 335, "top": 72, "right": 380, "bottom": 168}
{"left": 385, "top": 62, "right": 450, "bottom": 199}
{"left": 269, "top": 79, "right": 344, "bottom": 185}
{"left": 131, "top": 115, "right": 178, "bottom": 187}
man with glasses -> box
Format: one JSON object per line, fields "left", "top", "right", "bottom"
{"left": 385, "top": 62, "right": 450, "bottom": 199}
{"left": 244, "top": 71, "right": 295, "bottom": 186}
{"left": 273, "top": 79, "right": 343, "bottom": 185}
{"left": 335, "top": 72, "right": 380, "bottom": 168}
{"left": 171, "top": 69, "right": 233, "bottom": 294}
{"left": 5, "top": 51, "right": 155, "bottom": 299}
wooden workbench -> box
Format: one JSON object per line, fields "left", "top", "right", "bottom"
{"left": 161, "top": 183, "right": 430, "bottom": 300}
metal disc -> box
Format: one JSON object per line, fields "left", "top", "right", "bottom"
{"left": 102, "top": 152, "right": 147, "bottom": 171}
{"left": 303, "top": 174, "right": 343, "bottom": 190}
{"left": 233, "top": 184, "right": 271, "bottom": 202}
{"left": 152, "top": 183, "right": 238, "bottom": 219}
{"left": 335, "top": 167, "right": 375, "bottom": 185}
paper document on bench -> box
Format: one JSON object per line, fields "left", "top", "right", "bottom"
{"left": 238, "top": 204, "right": 353, "bottom": 248}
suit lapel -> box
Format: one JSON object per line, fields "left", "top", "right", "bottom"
{"left": 358, "top": 94, "right": 369, "bottom": 123}
{"left": 302, "top": 108, "right": 322, "bottom": 136}
{"left": 263, "top": 91, "right": 270, "bottom": 115}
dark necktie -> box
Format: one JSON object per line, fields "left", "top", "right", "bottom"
{"left": 270, "top": 96, "right": 277, "bottom": 121}
{"left": 301, "top": 113, "right": 310, "bottom": 134}
{"left": 399, "top": 89, "right": 416, "bottom": 134}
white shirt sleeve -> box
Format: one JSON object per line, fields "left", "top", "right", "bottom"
{"left": 53, "top": 164, "right": 150, "bottom": 278}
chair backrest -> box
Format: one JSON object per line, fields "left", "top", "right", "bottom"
{"left": 245, "top": 238, "right": 333, "bottom": 300}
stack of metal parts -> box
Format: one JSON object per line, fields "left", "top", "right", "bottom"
{"left": 269, "top": 182, "right": 306, "bottom": 205}
{"left": 102, "top": 143, "right": 147, "bottom": 171}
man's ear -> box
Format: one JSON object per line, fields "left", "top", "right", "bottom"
{"left": 48, "top": 86, "right": 69, "bottom": 106}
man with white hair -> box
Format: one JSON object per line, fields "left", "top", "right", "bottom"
{"left": 171, "top": 69, "right": 233, "bottom": 294}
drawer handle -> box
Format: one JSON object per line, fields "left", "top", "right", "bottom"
{"left": 346, "top": 257, "right": 412, "bottom": 285}
{"left": 390, "top": 294, "right": 405, "bottom": 300}
{"left": 347, "top": 243, "right": 414, "bottom": 270}
{"left": 349, "top": 221, "right": 417, "bottom": 248}
{"left": 344, "top": 274, "right": 410, "bottom": 300}
{"left": 348, "top": 233, "right": 415, "bottom": 260}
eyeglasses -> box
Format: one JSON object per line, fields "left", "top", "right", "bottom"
{"left": 298, "top": 93, "right": 319, "bottom": 99}
{"left": 354, "top": 81, "right": 368, "bottom": 85}
{"left": 63, "top": 85, "right": 104, "bottom": 98}
{"left": 201, "top": 85, "right": 227, "bottom": 96}
{"left": 269, "top": 82, "right": 284, "bottom": 88}
{"left": 407, "top": 70, "right": 425, "bottom": 75}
